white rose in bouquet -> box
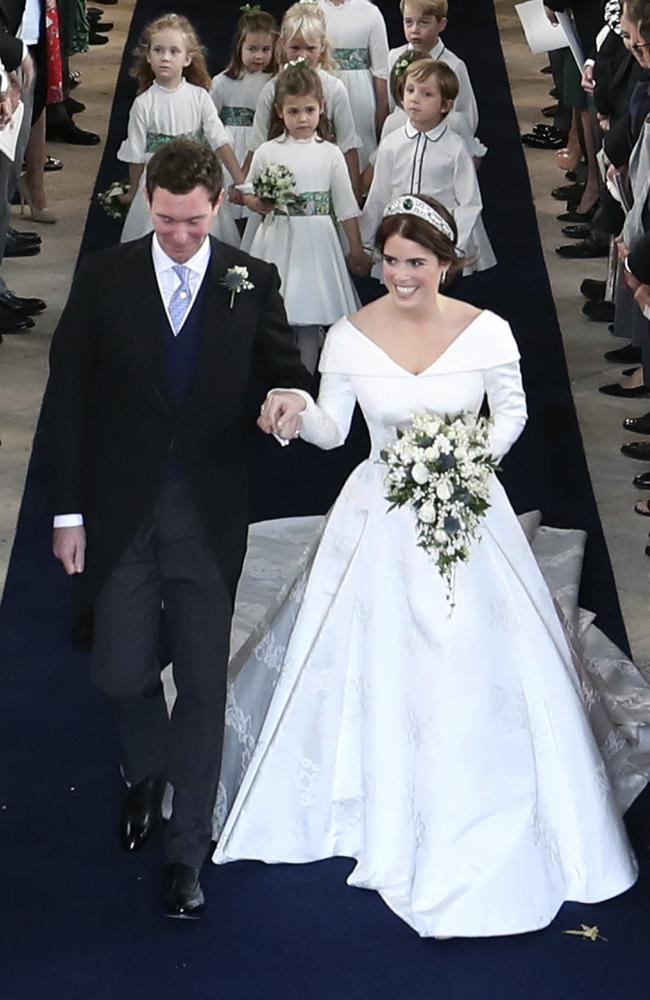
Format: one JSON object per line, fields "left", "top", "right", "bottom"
{"left": 411, "top": 462, "right": 430, "bottom": 485}
{"left": 418, "top": 502, "right": 437, "bottom": 524}
{"left": 436, "top": 480, "right": 453, "bottom": 502}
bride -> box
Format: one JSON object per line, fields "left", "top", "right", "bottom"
{"left": 211, "top": 194, "right": 640, "bottom": 938}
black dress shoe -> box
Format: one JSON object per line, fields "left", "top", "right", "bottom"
{"left": 622, "top": 441, "right": 650, "bottom": 460}
{"left": 4, "top": 233, "right": 41, "bottom": 257}
{"left": 64, "top": 96, "right": 86, "bottom": 115}
{"left": 557, "top": 204, "right": 597, "bottom": 223}
{"left": 46, "top": 120, "right": 101, "bottom": 145}
{"left": 549, "top": 87, "right": 558, "bottom": 98}
{"left": 582, "top": 300, "right": 615, "bottom": 322}
{"left": 561, "top": 224, "right": 591, "bottom": 239}
{"left": 604, "top": 343, "right": 641, "bottom": 364}
{"left": 0, "top": 291, "right": 46, "bottom": 315}
{"left": 633, "top": 471, "right": 650, "bottom": 489}
{"left": 120, "top": 775, "right": 164, "bottom": 852}
{"left": 8, "top": 226, "right": 41, "bottom": 244}
{"left": 533, "top": 124, "right": 567, "bottom": 141}
{"left": 163, "top": 863, "right": 205, "bottom": 919}
{"left": 541, "top": 104, "right": 559, "bottom": 118}
{"left": 565, "top": 170, "right": 578, "bottom": 181}
{"left": 623, "top": 413, "right": 650, "bottom": 434}
{"left": 600, "top": 383, "right": 650, "bottom": 398}
{"left": 95, "top": 0, "right": 118, "bottom": 5}
{"left": 552, "top": 183, "right": 584, "bottom": 201}
{"left": 521, "top": 132, "right": 566, "bottom": 150}
{"left": 44, "top": 154, "right": 63, "bottom": 172}
{"left": 89, "top": 31, "right": 109, "bottom": 44}
{"left": 556, "top": 237, "right": 608, "bottom": 259}
{"left": 0, "top": 308, "right": 35, "bottom": 334}
{"left": 580, "top": 277, "right": 605, "bottom": 301}
{"left": 93, "top": 20, "right": 114, "bottom": 32}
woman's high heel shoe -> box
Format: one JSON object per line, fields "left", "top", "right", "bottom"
{"left": 17, "top": 176, "right": 57, "bottom": 224}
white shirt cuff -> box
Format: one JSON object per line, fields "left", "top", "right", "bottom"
{"left": 53, "top": 514, "right": 84, "bottom": 528}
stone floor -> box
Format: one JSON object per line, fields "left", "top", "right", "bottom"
{"left": 0, "top": 0, "right": 648, "bottom": 665}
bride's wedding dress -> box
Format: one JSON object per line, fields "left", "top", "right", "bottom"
{"left": 210, "top": 310, "right": 645, "bottom": 938}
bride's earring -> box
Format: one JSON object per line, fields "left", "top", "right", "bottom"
{"left": 440, "top": 269, "right": 449, "bottom": 287}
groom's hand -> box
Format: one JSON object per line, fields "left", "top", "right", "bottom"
{"left": 53, "top": 526, "right": 86, "bottom": 574}
{"left": 258, "top": 391, "right": 306, "bottom": 440}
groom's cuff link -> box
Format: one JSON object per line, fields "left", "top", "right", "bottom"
{"left": 53, "top": 513, "right": 84, "bottom": 528}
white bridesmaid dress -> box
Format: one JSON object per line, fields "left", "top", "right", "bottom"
{"left": 212, "top": 312, "right": 639, "bottom": 938}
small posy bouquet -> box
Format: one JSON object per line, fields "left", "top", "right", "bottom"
{"left": 97, "top": 180, "right": 130, "bottom": 220}
{"left": 222, "top": 265, "right": 254, "bottom": 308}
{"left": 380, "top": 411, "right": 499, "bottom": 604}
{"left": 253, "top": 163, "right": 298, "bottom": 219}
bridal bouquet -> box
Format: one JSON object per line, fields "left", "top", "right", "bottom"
{"left": 381, "top": 412, "right": 499, "bottom": 603}
{"left": 253, "top": 163, "right": 298, "bottom": 218}
{"left": 97, "top": 180, "right": 131, "bottom": 220}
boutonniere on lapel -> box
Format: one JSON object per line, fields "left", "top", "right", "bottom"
{"left": 222, "top": 266, "right": 254, "bottom": 309}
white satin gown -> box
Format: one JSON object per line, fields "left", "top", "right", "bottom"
{"left": 213, "top": 311, "right": 639, "bottom": 938}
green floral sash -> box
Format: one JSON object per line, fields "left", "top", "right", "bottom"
{"left": 145, "top": 127, "right": 208, "bottom": 154}
{"left": 220, "top": 106, "right": 255, "bottom": 127}
{"left": 287, "top": 191, "right": 332, "bottom": 217}
{"left": 334, "top": 47, "right": 371, "bottom": 71}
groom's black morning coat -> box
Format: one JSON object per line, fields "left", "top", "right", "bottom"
{"left": 46, "top": 234, "right": 312, "bottom": 635}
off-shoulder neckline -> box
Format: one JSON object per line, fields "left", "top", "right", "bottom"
{"left": 343, "top": 310, "right": 487, "bottom": 377}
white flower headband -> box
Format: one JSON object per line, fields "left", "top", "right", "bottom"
{"left": 383, "top": 195, "right": 455, "bottom": 243}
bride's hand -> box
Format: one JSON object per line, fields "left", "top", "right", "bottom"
{"left": 258, "top": 391, "right": 306, "bottom": 439}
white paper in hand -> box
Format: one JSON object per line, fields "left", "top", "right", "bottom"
{"left": 515, "top": 1, "right": 569, "bottom": 54}
{"left": 0, "top": 100, "right": 24, "bottom": 162}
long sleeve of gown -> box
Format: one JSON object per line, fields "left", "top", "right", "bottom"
{"left": 484, "top": 360, "right": 527, "bottom": 461}
{"left": 299, "top": 371, "right": 357, "bottom": 450}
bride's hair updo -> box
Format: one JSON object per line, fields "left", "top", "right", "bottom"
{"left": 374, "top": 195, "right": 464, "bottom": 278}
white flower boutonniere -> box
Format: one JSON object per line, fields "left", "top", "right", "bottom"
{"left": 222, "top": 265, "right": 254, "bottom": 308}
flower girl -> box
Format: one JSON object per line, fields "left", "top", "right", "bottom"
{"left": 210, "top": 6, "right": 278, "bottom": 223}
{"left": 241, "top": 63, "right": 369, "bottom": 372}
{"left": 118, "top": 13, "right": 244, "bottom": 247}
{"left": 362, "top": 58, "right": 495, "bottom": 274}
{"left": 245, "top": 2, "right": 362, "bottom": 197}
{"left": 317, "top": 0, "right": 390, "bottom": 169}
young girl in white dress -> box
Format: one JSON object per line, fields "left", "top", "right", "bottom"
{"left": 317, "top": 0, "right": 390, "bottom": 169}
{"left": 213, "top": 195, "right": 639, "bottom": 938}
{"left": 241, "top": 64, "right": 369, "bottom": 372}
{"left": 210, "top": 7, "right": 278, "bottom": 224}
{"left": 245, "top": 2, "right": 362, "bottom": 198}
{"left": 389, "top": 0, "right": 479, "bottom": 138}
{"left": 118, "top": 13, "right": 244, "bottom": 247}
{"left": 362, "top": 59, "right": 495, "bottom": 274}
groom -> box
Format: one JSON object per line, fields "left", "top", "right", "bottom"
{"left": 47, "top": 139, "right": 310, "bottom": 919}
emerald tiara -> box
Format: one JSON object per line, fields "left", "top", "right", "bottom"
{"left": 383, "top": 196, "right": 455, "bottom": 243}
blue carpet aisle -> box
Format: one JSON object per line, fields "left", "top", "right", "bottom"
{"left": 0, "top": 1, "right": 648, "bottom": 997}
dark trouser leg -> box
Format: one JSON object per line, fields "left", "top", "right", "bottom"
{"left": 91, "top": 515, "right": 169, "bottom": 783}
{"left": 156, "top": 481, "right": 232, "bottom": 867}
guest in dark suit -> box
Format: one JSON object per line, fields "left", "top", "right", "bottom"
{"left": 46, "top": 139, "right": 312, "bottom": 918}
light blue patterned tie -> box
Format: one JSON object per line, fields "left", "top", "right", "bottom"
{"left": 168, "top": 264, "right": 192, "bottom": 333}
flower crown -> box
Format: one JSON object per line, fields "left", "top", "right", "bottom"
{"left": 285, "top": 56, "right": 310, "bottom": 69}
{"left": 239, "top": 3, "right": 263, "bottom": 12}
{"left": 383, "top": 196, "right": 455, "bottom": 243}
{"left": 393, "top": 57, "right": 411, "bottom": 79}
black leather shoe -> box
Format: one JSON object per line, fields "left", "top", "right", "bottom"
{"left": 561, "top": 224, "right": 591, "bottom": 239}
{"left": 4, "top": 233, "right": 40, "bottom": 257}
{"left": 46, "top": 120, "right": 101, "bottom": 145}
{"left": 89, "top": 31, "right": 109, "bottom": 44}
{"left": 556, "top": 237, "right": 608, "bottom": 259}
{"left": 163, "top": 863, "right": 205, "bottom": 919}
{"left": 64, "top": 96, "right": 86, "bottom": 115}
{"left": 95, "top": 0, "right": 118, "bottom": 5}
{"left": 552, "top": 183, "right": 584, "bottom": 201}
{"left": 521, "top": 132, "right": 566, "bottom": 150}
{"left": 582, "top": 300, "right": 615, "bottom": 322}
{"left": 0, "top": 308, "right": 34, "bottom": 334}
{"left": 565, "top": 170, "right": 578, "bottom": 181}
{"left": 623, "top": 413, "right": 650, "bottom": 435}
{"left": 93, "top": 20, "right": 114, "bottom": 31}
{"left": 533, "top": 123, "right": 567, "bottom": 140}
{"left": 604, "top": 343, "right": 641, "bottom": 364}
{"left": 8, "top": 226, "right": 41, "bottom": 244}
{"left": 44, "top": 154, "right": 63, "bottom": 172}
{"left": 0, "top": 291, "right": 46, "bottom": 315}
{"left": 600, "top": 383, "right": 650, "bottom": 398}
{"left": 541, "top": 104, "right": 559, "bottom": 118}
{"left": 633, "top": 471, "right": 650, "bottom": 489}
{"left": 622, "top": 441, "right": 650, "bottom": 460}
{"left": 645, "top": 544, "right": 650, "bottom": 557}
{"left": 120, "top": 776, "right": 164, "bottom": 852}
{"left": 557, "top": 204, "right": 597, "bottom": 223}
{"left": 581, "top": 277, "right": 605, "bottom": 301}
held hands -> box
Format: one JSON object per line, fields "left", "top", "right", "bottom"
{"left": 228, "top": 184, "right": 245, "bottom": 206}
{"left": 243, "top": 193, "right": 274, "bottom": 216}
{"left": 258, "top": 391, "right": 306, "bottom": 441}
{"left": 53, "top": 526, "right": 86, "bottom": 575}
